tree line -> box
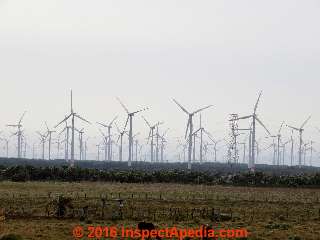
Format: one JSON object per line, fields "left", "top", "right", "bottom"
{"left": 1, "top": 165, "right": 320, "bottom": 188}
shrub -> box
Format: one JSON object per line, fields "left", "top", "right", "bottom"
{"left": 0, "top": 234, "right": 23, "bottom": 240}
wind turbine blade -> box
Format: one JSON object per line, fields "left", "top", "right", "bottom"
{"left": 59, "top": 127, "right": 67, "bottom": 135}
{"left": 142, "top": 116, "right": 151, "bottom": 128}
{"left": 45, "top": 121, "right": 50, "bottom": 132}
{"left": 256, "top": 117, "right": 271, "bottom": 136}
{"left": 283, "top": 140, "right": 291, "bottom": 145}
{"left": 98, "top": 129, "right": 106, "bottom": 138}
{"left": 232, "top": 115, "right": 253, "bottom": 121}
{"left": 300, "top": 115, "right": 311, "bottom": 129}
{"left": 6, "top": 124, "right": 19, "bottom": 127}
{"left": 172, "top": 99, "right": 189, "bottom": 114}
{"left": 114, "top": 122, "right": 121, "bottom": 133}
{"left": 193, "top": 105, "right": 213, "bottom": 115}
{"left": 75, "top": 114, "right": 91, "bottom": 124}
{"left": 97, "top": 122, "right": 108, "bottom": 128}
{"left": 132, "top": 107, "right": 148, "bottom": 115}
{"left": 162, "top": 128, "right": 170, "bottom": 138}
{"left": 55, "top": 113, "right": 72, "bottom": 128}
{"left": 254, "top": 91, "right": 262, "bottom": 114}
{"left": 116, "top": 134, "right": 121, "bottom": 143}
{"left": 278, "top": 121, "right": 284, "bottom": 134}
{"left": 109, "top": 115, "right": 118, "bottom": 126}
{"left": 185, "top": 119, "right": 190, "bottom": 139}
{"left": 263, "top": 144, "right": 273, "bottom": 151}
{"left": 123, "top": 116, "right": 129, "bottom": 132}
{"left": 19, "top": 111, "right": 27, "bottom": 124}
{"left": 70, "top": 90, "right": 73, "bottom": 113}
{"left": 148, "top": 129, "right": 152, "bottom": 139}
{"left": 193, "top": 128, "right": 201, "bottom": 135}
{"left": 204, "top": 130, "right": 215, "bottom": 143}
{"left": 286, "top": 125, "right": 300, "bottom": 131}
{"left": 155, "top": 121, "right": 164, "bottom": 127}
{"left": 116, "top": 97, "right": 130, "bottom": 114}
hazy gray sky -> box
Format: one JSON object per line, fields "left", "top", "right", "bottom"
{"left": 0, "top": 0, "right": 320, "bottom": 163}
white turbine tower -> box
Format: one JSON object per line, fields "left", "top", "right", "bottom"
{"left": 172, "top": 99, "right": 212, "bottom": 170}
{"left": 116, "top": 97, "right": 148, "bottom": 167}
{"left": 286, "top": 115, "right": 311, "bottom": 168}
{"left": 7, "top": 111, "right": 26, "bottom": 159}
{"left": 232, "top": 92, "right": 270, "bottom": 171}
{"left": 55, "top": 90, "right": 91, "bottom": 167}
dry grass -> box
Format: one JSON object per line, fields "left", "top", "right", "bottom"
{"left": 0, "top": 181, "right": 319, "bottom": 239}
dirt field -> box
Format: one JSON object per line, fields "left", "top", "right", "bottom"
{"left": 0, "top": 181, "right": 319, "bottom": 239}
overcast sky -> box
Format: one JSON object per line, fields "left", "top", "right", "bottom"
{"left": 0, "top": 0, "right": 319, "bottom": 164}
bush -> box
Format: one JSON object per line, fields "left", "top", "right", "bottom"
{"left": 0, "top": 234, "right": 23, "bottom": 240}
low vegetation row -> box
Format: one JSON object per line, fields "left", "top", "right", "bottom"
{"left": 1, "top": 165, "right": 320, "bottom": 187}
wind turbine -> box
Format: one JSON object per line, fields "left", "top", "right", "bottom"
{"left": 132, "top": 132, "right": 140, "bottom": 161}
{"left": 75, "top": 128, "right": 84, "bottom": 160}
{"left": 55, "top": 90, "right": 91, "bottom": 167}
{"left": 159, "top": 128, "right": 169, "bottom": 162}
{"left": 289, "top": 129, "right": 294, "bottom": 166}
{"left": 0, "top": 136, "right": 10, "bottom": 158}
{"left": 116, "top": 97, "right": 148, "bottom": 167}
{"left": 192, "top": 114, "right": 207, "bottom": 163}
{"left": 59, "top": 121, "right": 71, "bottom": 162}
{"left": 84, "top": 137, "right": 89, "bottom": 160}
{"left": 204, "top": 131, "right": 223, "bottom": 162}
{"left": 142, "top": 116, "right": 163, "bottom": 163}
{"left": 232, "top": 91, "right": 270, "bottom": 170}
{"left": 55, "top": 135, "right": 62, "bottom": 159}
{"left": 276, "top": 121, "right": 285, "bottom": 166}
{"left": 98, "top": 128, "right": 108, "bottom": 161}
{"left": 172, "top": 99, "right": 212, "bottom": 169}
{"left": 37, "top": 130, "right": 47, "bottom": 160}
{"left": 45, "top": 122, "right": 56, "bottom": 160}
{"left": 115, "top": 122, "right": 127, "bottom": 162}
{"left": 309, "top": 140, "right": 315, "bottom": 166}
{"left": 97, "top": 116, "right": 118, "bottom": 161}
{"left": 96, "top": 143, "right": 101, "bottom": 161}
{"left": 286, "top": 115, "right": 311, "bottom": 168}
{"left": 7, "top": 111, "right": 26, "bottom": 159}
{"left": 281, "top": 139, "right": 291, "bottom": 165}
